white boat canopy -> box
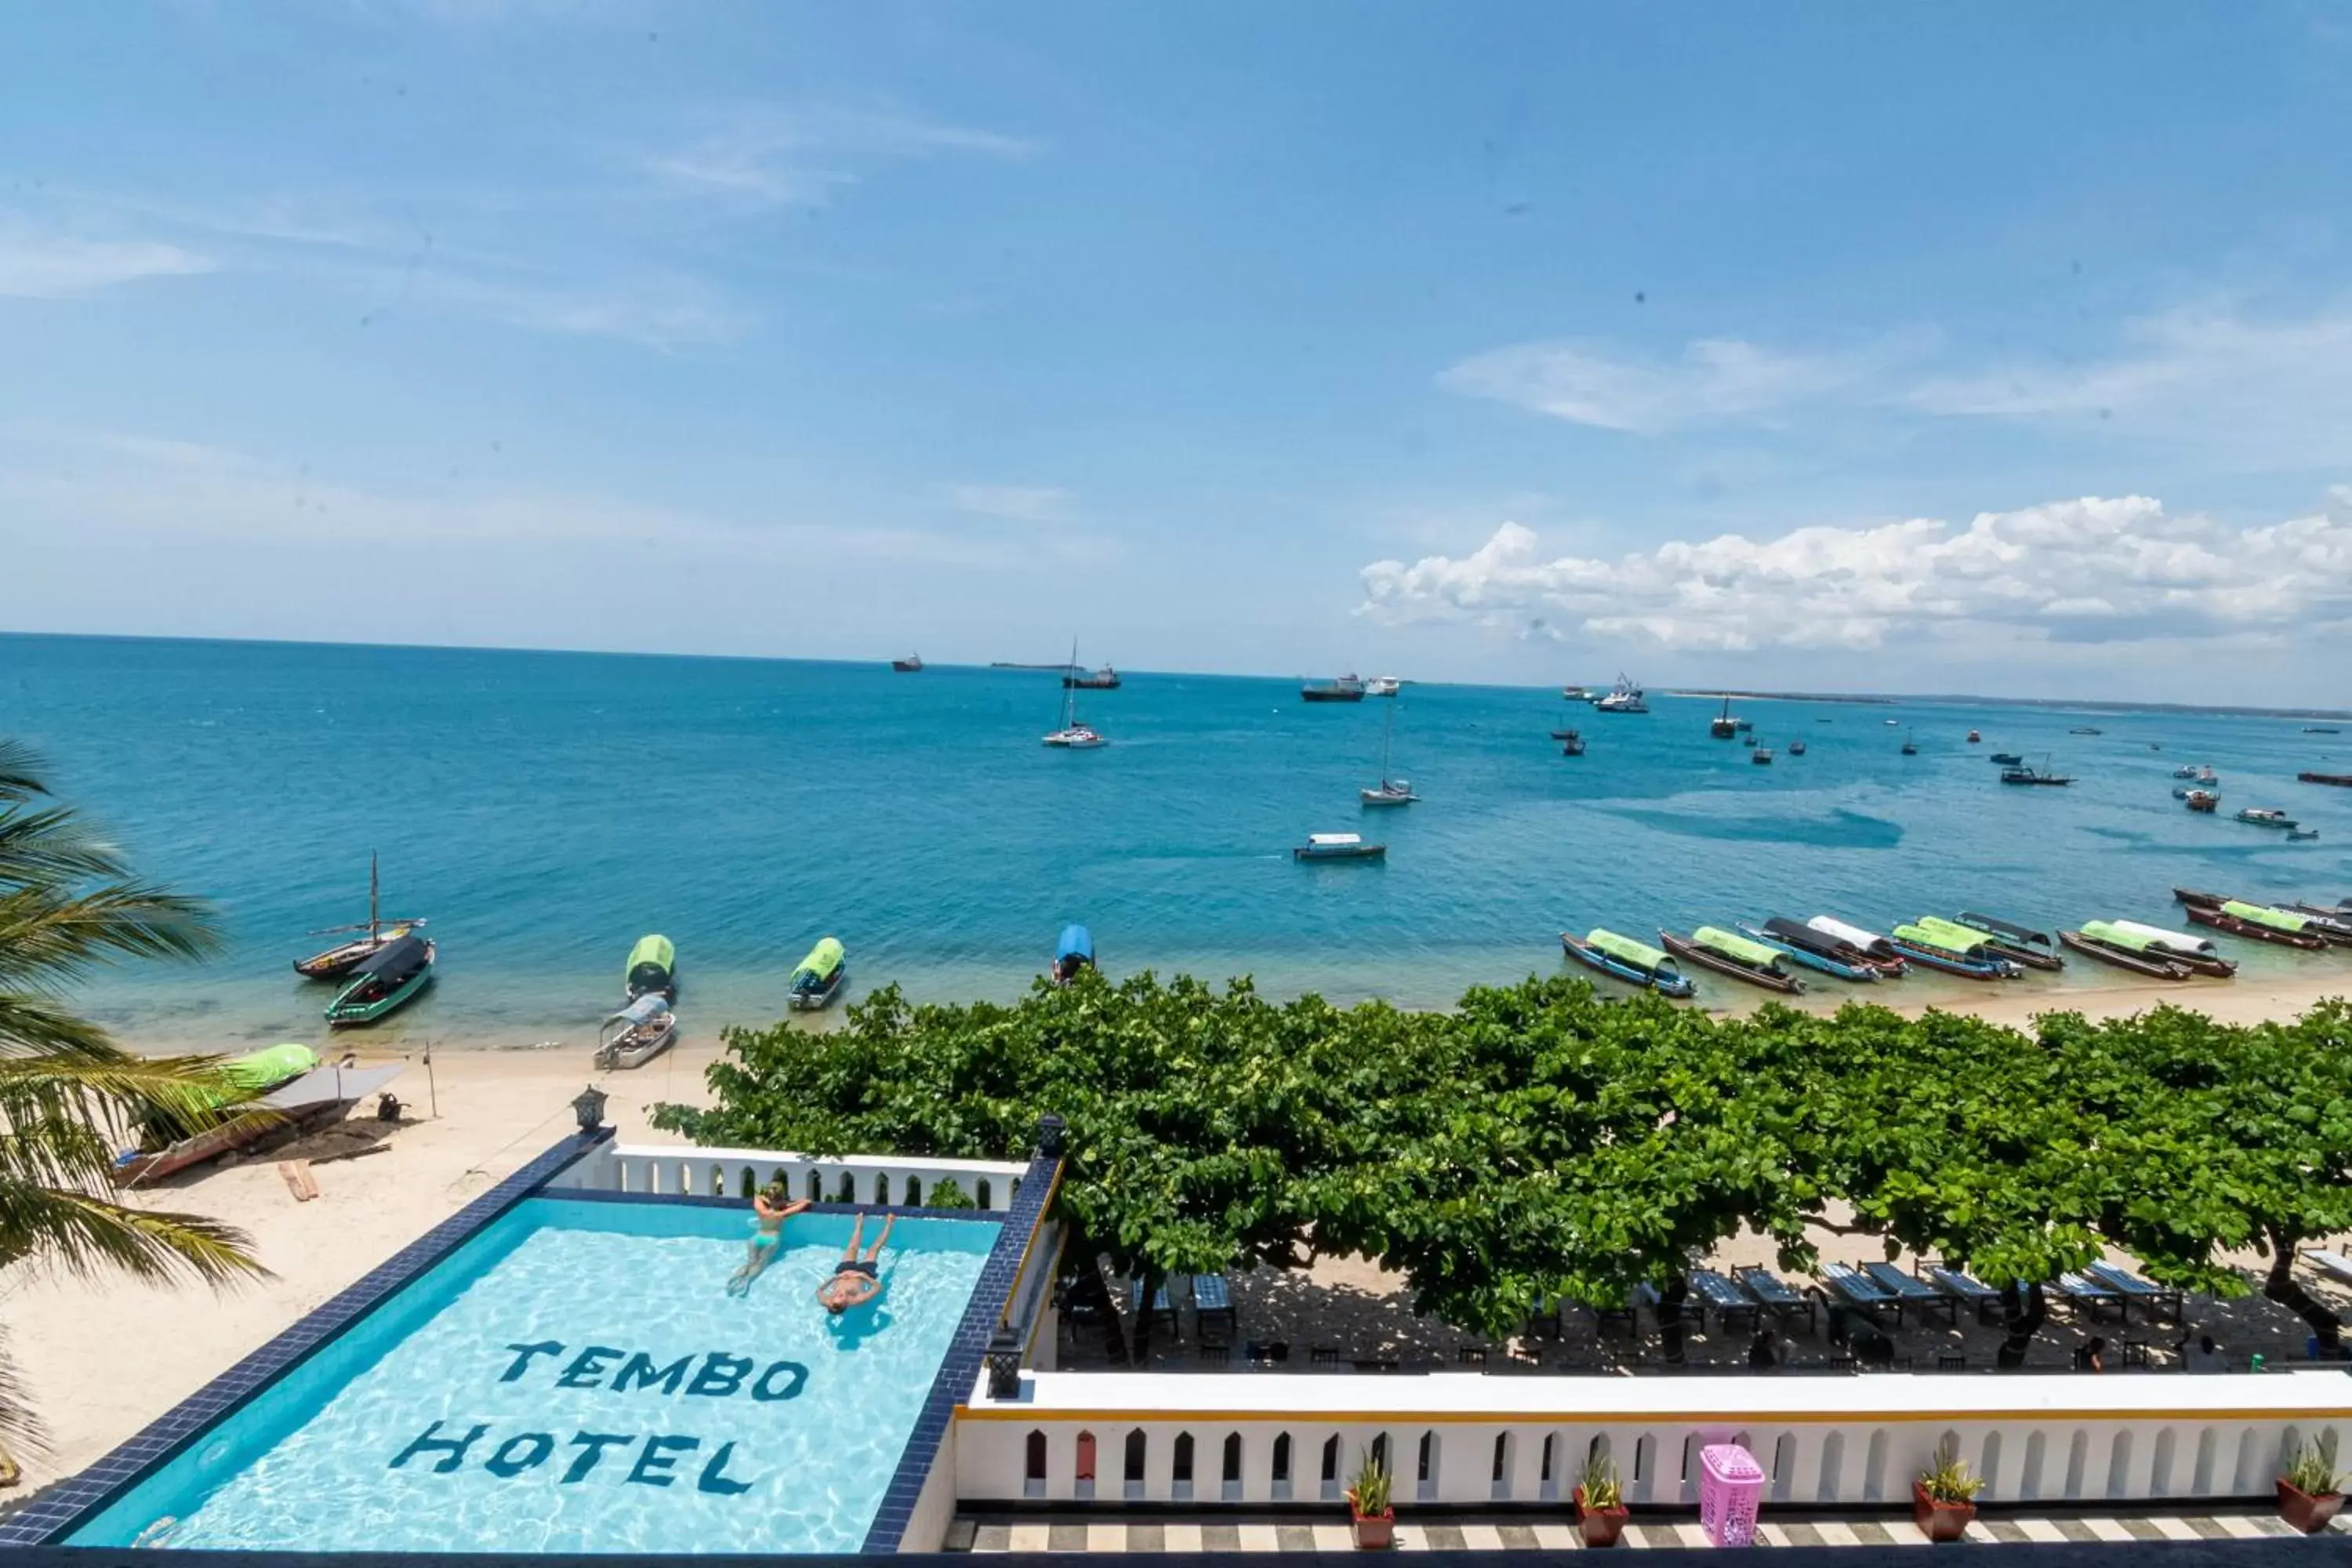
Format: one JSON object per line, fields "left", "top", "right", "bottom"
{"left": 1308, "top": 833, "right": 1363, "bottom": 846}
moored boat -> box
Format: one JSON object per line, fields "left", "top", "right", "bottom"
{"left": 2100, "top": 919, "right": 2238, "bottom": 977}
{"left": 2183, "top": 789, "right": 2220, "bottom": 812}
{"left": 1802, "top": 915, "right": 1911, "bottom": 975}
{"left": 1711, "top": 697, "right": 1739, "bottom": 740}
{"left": 625, "top": 933, "right": 677, "bottom": 1001}
{"left": 1737, "top": 920, "right": 1879, "bottom": 982}
{"left": 1548, "top": 728, "right": 1581, "bottom": 741}
{"left": 2236, "top": 807, "right": 2299, "bottom": 829}
{"left": 1659, "top": 926, "right": 1806, "bottom": 993}
{"left": 1561, "top": 929, "right": 1696, "bottom": 997}
{"left": 2001, "top": 763, "right": 2074, "bottom": 786}
{"left": 294, "top": 854, "right": 424, "bottom": 979}
{"left": 1062, "top": 664, "right": 1122, "bottom": 688}
{"left": 2070, "top": 726, "right": 2103, "bottom": 735}
{"left": 1044, "top": 640, "right": 1107, "bottom": 746}
{"left": 324, "top": 933, "right": 436, "bottom": 1027}
{"left": 596, "top": 992, "right": 677, "bottom": 1070}
{"left": 1560, "top": 732, "right": 1586, "bottom": 756}
{"left": 1888, "top": 923, "right": 2020, "bottom": 979}
{"left": 1988, "top": 752, "right": 2024, "bottom": 765}
{"left": 1751, "top": 746, "right": 1773, "bottom": 764}
{"left": 1365, "top": 676, "right": 1403, "bottom": 697}
{"left": 1295, "top": 832, "right": 1385, "bottom": 861}
{"left": 1967, "top": 730, "right": 1981, "bottom": 744}
{"left": 1900, "top": 731, "right": 1918, "bottom": 756}
{"left": 2180, "top": 902, "right": 2330, "bottom": 949}
{"left": 2298, "top": 771, "right": 2352, "bottom": 787}
{"left": 788, "top": 937, "right": 847, "bottom": 1011}
{"left": 1361, "top": 700, "right": 1417, "bottom": 805}
{"left": 1594, "top": 673, "right": 1649, "bottom": 714}
{"left": 1788, "top": 739, "right": 1806, "bottom": 755}
{"left": 891, "top": 653, "right": 924, "bottom": 672}
{"left": 1053, "top": 924, "right": 1095, "bottom": 985}
{"left": 1947, "top": 912, "right": 2064, "bottom": 970}
{"left": 1301, "top": 673, "right": 1367, "bottom": 702}
{"left": 2058, "top": 926, "right": 2194, "bottom": 980}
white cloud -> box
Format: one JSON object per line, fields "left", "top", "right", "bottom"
{"left": 1358, "top": 492, "right": 2352, "bottom": 652}
{"left": 0, "top": 223, "right": 214, "bottom": 298}
{"left": 1438, "top": 335, "right": 1919, "bottom": 434}
{"left": 947, "top": 484, "right": 1073, "bottom": 524}
{"left": 645, "top": 110, "right": 1036, "bottom": 212}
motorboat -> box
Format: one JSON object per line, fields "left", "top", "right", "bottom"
{"left": 2098, "top": 920, "right": 2238, "bottom": 978}
{"left": 1594, "top": 673, "right": 1649, "bottom": 714}
{"left": 1946, "top": 913, "right": 2065, "bottom": 971}
{"left": 1751, "top": 746, "right": 1773, "bottom": 764}
{"left": 1561, "top": 929, "right": 1695, "bottom": 997}
{"left": 2183, "top": 789, "right": 2220, "bottom": 812}
{"left": 1989, "top": 752, "right": 2024, "bottom": 765}
{"left": 1365, "top": 676, "right": 1403, "bottom": 697}
{"left": 1295, "top": 832, "right": 1385, "bottom": 862}
{"left": 1802, "top": 915, "right": 1911, "bottom": 975}
{"left": 1737, "top": 921, "right": 1878, "bottom": 982}
{"left": 1788, "top": 739, "right": 1806, "bottom": 756}
{"left": 1561, "top": 684, "right": 1592, "bottom": 702}
{"left": 1560, "top": 735, "right": 1587, "bottom": 756}
{"left": 1966, "top": 730, "right": 1981, "bottom": 744}
{"left": 788, "top": 937, "right": 847, "bottom": 1010}
{"left": 1053, "top": 924, "right": 1095, "bottom": 985}
{"left": 1887, "top": 923, "right": 2020, "bottom": 979}
{"left": 294, "top": 854, "right": 425, "bottom": 980}
{"left": 624, "top": 933, "right": 677, "bottom": 1002}
{"left": 2172, "top": 764, "right": 2201, "bottom": 780}
{"left": 2070, "top": 726, "right": 2104, "bottom": 735}
{"left": 2058, "top": 926, "right": 2194, "bottom": 981}
{"left": 324, "top": 933, "right": 436, "bottom": 1027}
{"left": 596, "top": 992, "right": 677, "bottom": 1070}
{"left": 1301, "top": 673, "right": 1367, "bottom": 702}
{"left": 2288, "top": 828, "right": 2321, "bottom": 841}
{"left": 1660, "top": 927, "right": 1805, "bottom": 993}
{"left": 2172, "top": 888, "right": 2335, "bottom": 949}
{"left": 2237, "top": 807, "right": 2299, "bottom": 829}
{"left": 2001, "top": 763, "right": 2074, "bottom": 786}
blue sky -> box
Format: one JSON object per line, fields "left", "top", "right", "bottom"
{"left": 2, "top": 2, "right": 2348, "bottom": 702}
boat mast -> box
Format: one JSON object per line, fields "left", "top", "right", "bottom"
{"left": 368, "top": 851, "right": 379, "bottom": 939}
{"left": 1379, "top": 699, "right": 1395, "bottom": 786}
{"left": 1063, "top": 637, "right": 1080, "bottom": 730}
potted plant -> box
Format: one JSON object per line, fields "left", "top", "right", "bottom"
{"left": 1344, "top": 1450, "right": 1395, "bottom": 1550}
{"left": 1575, "top": 1451, "right": 1629, "bottom": 1548}
{"left": 1913, "top": 1439, "right": 1984, "bottom": 1543}
{"left": 2278, "top": 1435, "right": 2344, "bottom": 1534}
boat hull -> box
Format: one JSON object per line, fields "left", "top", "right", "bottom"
{"left": 1658, "top": 930, "right": 1804, "bottom": 993}
{"left": 1560, "top": 934, "right": 1695, "bottom": 998}
{"left": 1887, "top": 938, "right": 2015, "bottom": 979}
{"left": 325, "top": 962, "right": 435, "bottom": 1027}
{"left": 1359, "top": 789, "right": 1416, "bottom": 806}
{"left": 789, "top": 968, "right": 845, "bottom": 1011}
{"left": 1736, "top": 924, "right": 1877, "bottom": 982}
{"left": 294, "top": 934, "right": 401, "bottom": 980}
{"left": 597, "top": 1020, "right": 678, "bottom": 1070}
{"left": 2179, "top": 905, "right": 2329, "bottom": 950}
{"left": 2057, "top": 931, "right": 2194, "bottom": 979}
{"left": 1294, "top": 844, "right": 1385, "bottom": 861}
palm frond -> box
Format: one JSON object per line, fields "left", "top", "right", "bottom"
{"left": 0, "top": 1185, "right": 270, "bottom": 1287}
{"left": 0, "top": 1326, "right": 49, "bottom": 1462}
{"left": 0, "top": 739, "right": 47, "bottom": 804}
{"left": 0, "top": 990, "right": 125, "bottom": 1063}
{"left": 0, "top": 883, "right": 222, "bottom": 990}
{"left": 0, "top": 805, "right": 136, "bottom": 890}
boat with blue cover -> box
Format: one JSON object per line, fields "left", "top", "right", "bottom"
{"left": 1737, "top": 920, "right": 1880, "bottom": 982}
{"left": 1888, "top": 922, "right": 2020, "bottom": 979}
{"left": 788, "top": 936, "right": 847, "bottom": 1011}
{"left": 1561, "top": 928, "right": 1695, "bottom": 997}
{"left": 1053, "top": 924, "right": 1094, "bottom": 985}
{"left": 1660, "top": 925, "right": 1806, "bottom": 993}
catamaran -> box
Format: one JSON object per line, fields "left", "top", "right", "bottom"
{"left": 1360, "top": 700, "right": 1417, "bottom": 805}
{"left": 1043, "top": 640, "right": 1106, "bottom": 747}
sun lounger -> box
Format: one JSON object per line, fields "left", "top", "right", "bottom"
{"left": 1823, "top": 1262, "right": 1904, "bottom": 1327}
{"left": 1925, "top": 1265, "right": 2008, "bottom": 1327}
{"left": 2305, "top": 1250, "right": 2352, "bottom": 1289}
{"left": 2086, "top": 1262, "right": 2181, "bottom": 1323}
{"left": 1862, "top": 1261, "right": 1961, "bottom": 1327}
{"left": 1735, "top": 1266, "right": 1817, "bottom": 1333}
{"left": 1192, "top": 1272, "right": 1238, "bottom": 1341}
{"left": 1690, "top": 1269, "right": 1762, "bottom": 1333}
{"left": 2054, "top": 1272, "right": 2124, "bottom": 1323}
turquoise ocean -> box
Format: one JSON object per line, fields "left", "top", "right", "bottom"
{"left": 3, "top": 633, "right": 2347, "bottom": 1049}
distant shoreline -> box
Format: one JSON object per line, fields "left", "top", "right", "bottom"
{"left": 1663, "top": 688, "right": 2352, "bottom": 722}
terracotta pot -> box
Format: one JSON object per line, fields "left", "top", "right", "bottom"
{"left": 2278, "top": 1479, "right": 2344, "bottom": 1534}
{"left": 1347, "top": 1508, "right": 1395, "bottom": 1550}
{"left": 1576, "top": 1486, "right": 1630, "bottom": 1548}
{"left": 1912, "top": 1480, "right": 1976, "bottom": 1543}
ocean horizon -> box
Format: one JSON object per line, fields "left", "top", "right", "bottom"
{"left": 4, "top": 631, "right": 2347, "bottom": 1050}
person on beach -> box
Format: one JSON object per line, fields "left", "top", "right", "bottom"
{"left": 2073, "top": 1335, "right": 2107, "bottom": 1374}
{"left": 818, "top": 1212, "right": 896, "bottom": 1312}
{"left": 727, "top": 1181, "right": 811, "bottom": 1295}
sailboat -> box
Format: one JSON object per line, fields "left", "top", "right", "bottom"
{"left": 1900, "top": 730, "right": 1918, "bottom": 756}
{"left": 1361, "top": 699, "right": 1417, "bottom": 805}
{"left": 293, "top": 854, "right": 425, "bottom": 980}
{"left": 1042, "top": 639, "right": 1105, "bottom": 748}
{"left": 1711, "top": 696, "right": 1738, "bottom": 739}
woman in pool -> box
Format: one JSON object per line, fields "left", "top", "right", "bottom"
{"left": 818, "top": 1213, "right": 896, "bottom": 1312}
{"left": 727, "top": 1181, "right": 811, "bottom": 1295}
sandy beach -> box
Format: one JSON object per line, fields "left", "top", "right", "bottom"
{"left": 5, "top": 967, "right": 2349, "bottom": 1499}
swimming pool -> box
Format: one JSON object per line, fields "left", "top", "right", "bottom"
{"left": 67, "top": 1196, "right": 1002, "bottom": 1555}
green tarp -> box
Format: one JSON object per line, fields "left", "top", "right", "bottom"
{"left": 626, "top": 933, "right": 674, "bottom": 979}
{"left": 1893, "top": 922, "right": 1984, "bottom": 957}
{"left": 1587, "top": 928, "right": 1669, "bottom": 972}
{"left": 2082, "top": 920, "right": 2161, "bottom": 953}
{"left": 792, "top": 937, "right": 844, "bottom": 983}
{"left": 2222, "top": 900, "right": 2310, "bottom": 935}
{"left": 1693, "top": 925, "right": 1784, "bottom": 969}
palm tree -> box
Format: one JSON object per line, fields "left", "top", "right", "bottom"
{"left": 0, "top": 739, "right": 267, "bottom": 1478}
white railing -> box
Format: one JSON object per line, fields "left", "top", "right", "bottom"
{"left": 956, "top": 1367, "right": 2352, "bottom": 1508}
{"left": 547, "top": 1141, "right": 1031, "bottom": 1212}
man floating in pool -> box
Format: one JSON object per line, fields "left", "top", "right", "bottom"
{"left": 817, "top": 1213, "right": 896, "bottom": 1312}
{"left": 727, "top": 1181, "right": 812, "bottom": 1295}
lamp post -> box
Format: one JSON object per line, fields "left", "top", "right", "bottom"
{"left": 572, "top": 1084, "right": 608, "bottom": 1135}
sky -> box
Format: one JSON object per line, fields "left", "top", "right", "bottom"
{"left": 2, "top": 2, "right": 2349, "bottom": 703}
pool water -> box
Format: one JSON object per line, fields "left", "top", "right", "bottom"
{"left": 69, "top": 1197, "right": 1000, "bottom": 1554}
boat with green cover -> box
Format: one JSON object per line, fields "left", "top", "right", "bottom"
{"left": 1933, "top": 913, "right": 2063, "bottom": 971}
{"left": 1736, "top": 920, "right": 1878, "bottom": 982}
{"left": 788, "top": 936, "right": 847, "bottom": 1011}
{"left": 324, "top": 933, "right": 436, "bottom": 1027}
{"left": 1889, "top": 922, "right": 2019, "bottom": 978}
{"left": 2097, "top": 920, "right": 2238, "bottom": 977}
{"left": 1660, "top": 925, "right": 1805, "bottom": 993}
{"left": 2059, "top": 924, "right": 2194, "bottom": 980}
{"left": 2172, "top": 887, "right": 2347, "bottom": 947}
{"left": 1560, "top": 928, "right": 1696, "bottom": 998}
{"left": 625, "top": 933, "right": 677, "bottom": 1001}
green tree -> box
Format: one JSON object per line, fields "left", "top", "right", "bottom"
{"left": 0, "top": 742, "right": 267, "bottom": 1468}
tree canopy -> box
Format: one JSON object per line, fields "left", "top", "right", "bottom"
{"left": 654, "top": 968, "right": 2352, "bottom": 1354}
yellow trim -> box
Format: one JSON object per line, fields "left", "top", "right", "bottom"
{"left": 956, "top": 1404, "right": 2352, "bottom": 1427}
{"left": 1021, "top": 1227, "right": 1073, "bottom": 1363}
{"left": 998, "top": 1163, "right": 1065, "bottom": 1330}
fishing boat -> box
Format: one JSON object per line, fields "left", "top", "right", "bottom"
{"left": 2001, "top": 760, "right": 2074, "bottom": 786}
{"left": 1736, "top": 921, "right": 1879, "bottom": 982}
{"left": 1788, "top": 739, "right": 1806, "bottom": 756}
{"left": 2289, "top": 827, "right": 2322, "bottom": 841}
{"left": 2183, "top": 789, "right": 2220, "bottom": 812}
{"left": 1947, "top": 912, "right": 2066, "bottom": 971}
{"left": 1659, "top": 927, "right": 1806, "bottom": 993}
{"left": 1365, "top": 676, "right": 1403, "bottom": 697}
{"left": 1548, "top": 728, "right": 1582, "bottom": 741}
{"left": 2057, "top": 927, "right": 2194, "bottom": 981}
{"left": 2299, "top": 771, "right": 2352, "bottom": 787}
{"left": 2097, "top": 920, "right": 2238, "bottom": 978}
{"left": 324, "top": 933, "right": 436, "bottom": 1027}
{"left": 1301, "top": 673, "right": 1367, "bottom": 702}
{"left": 2070, "top": 726, "right": 2103, "bottom": 735}
{"left": 2236, "top": 807, "right": 2299, "bottom": 829}
{"left": 1900, "top": 731, "right": 1918, "bottom": 756}
{"left": 1560, "top": 929, "right": 1696, "bottom": 997}
{"left": 116, "top": 1046, "right": 405, "bottom": 1186}
{"left": 1711, "top": 697, "right": 1739, "bottom": 739}
{"left": 293, "top": 855, "right": 425, "bottom": 980}
{"left": 1751, "top": 746, "right": 1774, "bottom": 765}
{"left": 1562, "top": 684, "right": 1592, "bottom": 702}
{"left": 1887, "top": 923, "right": 2020, "bottom": 979}
{"left": 2305, "top": 726, "right": 2343, "bottom": 735}
{"left": 891, "top": 654, "right": 924, "bottom": 673}
{"left": 1063, "top": 665, "right": 1122, "bottom": 689}
{"left": 1361, "top": 700, "right": 1417, "bottom": 805}
{"left": 2172, "top": 888, "right": 2337, "bottom": 947}
{"left": 1593, "top": 673, "right": 1649, "bottom": 714}
{"left": 1560, "top": 735, "right": 1587, "bottom": 757}
{"left": 1053, "top": 924, "right": 1094, "bottom": 985}
{"left": 624, "top": 933, "right": 677, "bottom": 1001}
{"left": 1044, "top": 641, "right": 1106, "bottom": 747}
{"left": 1295, "top": 832, "right": 1385, "bottom": 862}
{"left": 787, "top": 937, "right": 847, "bottom": 1011}
{"left": 1736, "top": 719, "right": 1754, "bottom": 733}
{"left": 1989, "top": 752, "right": 2024, "bottom": 765}
{"left": 2172, "top": 764, "right": 2201, "bottom": 779}
{"left": 595, "top": 993, "right": 677, "bottom": 1069}
{"left": 1967, "top": 730, "right": 1981, "bottom": 744}
{"left": 1802, "top": 915, "right": 1912, "bottom": 975}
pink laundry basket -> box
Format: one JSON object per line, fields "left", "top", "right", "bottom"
{"left": 1699, "top": 1443, "right": 1765, "bottom": 1547}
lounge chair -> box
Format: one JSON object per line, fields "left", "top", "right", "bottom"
{"left": 2306, "top": 1250, "right": 2352, "bottom": 1290}
{"left": 1192, "top": 1272, "right": 1238, "bottom": 1341}
{"left": 2086, "top": 1262, "right": 2181, "bottom": 1323}
{"left": 1924, "top": 1265, "right": 2008, "bottom": 1327}
{"left": 1735, "top": 1266, "right": 1818, "bottom": 1333}
{"left": 1862, "top": 1261, "right": 1961, "bottom": 1327}
{"left": 1822, "top": 1262, "right": 1903, "bottom": 1327}
{"left": 1148, "top": 1280, "right": 1181, "bottom": 1338}
{"left": 2054, "top": 1272, "right": 2125, "bottom": 1323}
{"left": 1690, "top": 1269, "right": 1762, "bottom": 1333}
